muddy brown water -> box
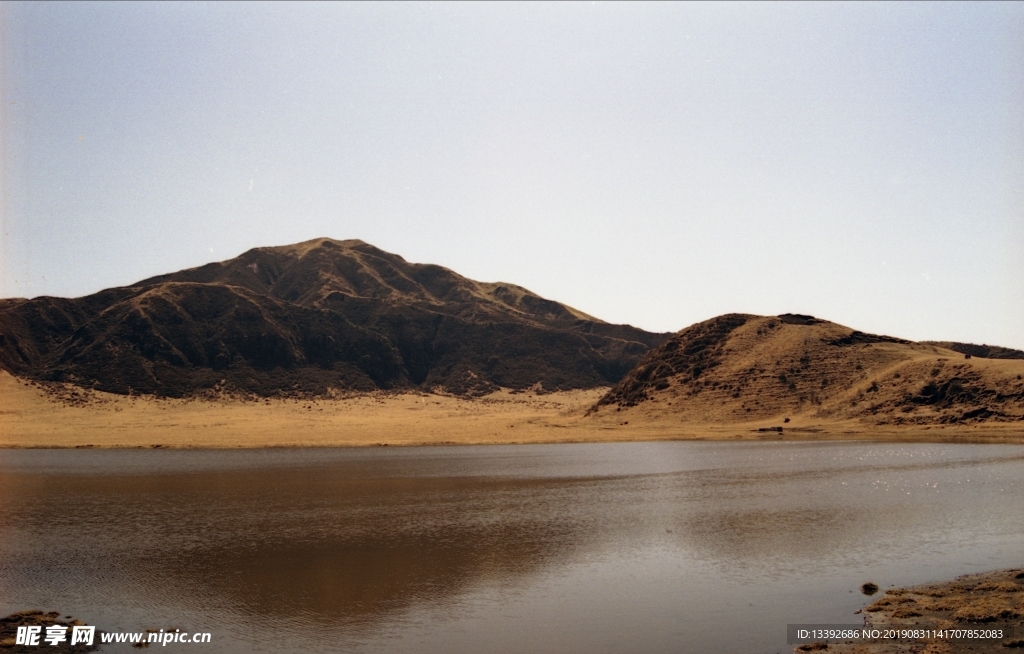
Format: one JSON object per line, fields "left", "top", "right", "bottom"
{"left": 1, "top": 442, "right": 1023, "bottom": 653}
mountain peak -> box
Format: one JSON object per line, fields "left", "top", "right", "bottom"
{"left": 254, "top": 237, "right": 373, "bottom": 258}
{"left": 134, "top": 238, "right": 603, "bottom": 326}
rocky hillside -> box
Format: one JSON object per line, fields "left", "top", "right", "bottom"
{"left": 0, "top": 239, "right": 667, "bottom": 397}
{"left": 593, "top": 314, "right": 1024, "bottom": 426}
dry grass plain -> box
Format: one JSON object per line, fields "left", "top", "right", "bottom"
{"left": 2, "top": 370, "right": 1022, "bottom": 449}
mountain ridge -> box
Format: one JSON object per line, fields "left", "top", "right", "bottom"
{"left": 920, "top": 341, "right": 1024, "bottom": 360}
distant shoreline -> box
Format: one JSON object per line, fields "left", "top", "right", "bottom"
{"left": 3, "top": 372, "right": 1023, "bottom": 449}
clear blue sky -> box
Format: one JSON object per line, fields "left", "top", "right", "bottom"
{"left": 2, "top": 2, "right": 1022, "bottom": 348}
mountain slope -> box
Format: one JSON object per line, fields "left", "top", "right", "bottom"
{"left": 592, "top": 314, "right": 1024, "bottom": 426}
{"left": 0, "top": 239, "right": 668, "bottom": 397}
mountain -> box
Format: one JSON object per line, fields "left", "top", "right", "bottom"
{"left": 592, "top": 313, "right": 1024, "bottom": 426}
{"left": 0, "top": 238, "right": 668, "bottom": 397}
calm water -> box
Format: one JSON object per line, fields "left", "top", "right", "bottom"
{"left": 2, "top": 442, "right": 1024, "bottom": 653}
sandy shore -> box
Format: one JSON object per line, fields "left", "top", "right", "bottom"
{"left": 2, "top": 372, "right": 1023, "bottom": 448}
{"left": 803, "top": 568, "right": 1024, "bottom": 653}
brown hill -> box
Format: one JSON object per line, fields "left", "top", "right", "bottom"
{"left": 592, "top": 314, "right": 1024, "bottom": 427}
{"left": 0, "top": 239, "right": 667, "bottom": 397}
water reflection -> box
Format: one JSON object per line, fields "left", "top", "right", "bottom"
{"left": 1, "top": 443, "right": 1024, "bottom": 653}
{"left": 158, "top": 478, "right": 605, "bottom": 633}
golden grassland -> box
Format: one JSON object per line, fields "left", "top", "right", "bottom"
{"left": 2, "top": 371, "right": 1022, "bottom": 449}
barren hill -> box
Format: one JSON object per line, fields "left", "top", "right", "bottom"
{"left": 592, "top": 314, "right": 1024, "bottom": 427}
{"left": 0, "top": 239, "right": 667, "bottom": 397}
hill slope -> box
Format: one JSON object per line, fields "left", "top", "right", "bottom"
{"left": 0, "top": 239, "right": 667, "bottom": 397}
{"left": 592, "top": 314, "right": 1024, "bottom": 427}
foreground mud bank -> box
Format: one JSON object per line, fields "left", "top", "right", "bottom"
{"left": 2, "top": 372, "right": 1023, "bottom": 448}
{"left": 799, "top": 568, "right": 1024, "bottom": 653}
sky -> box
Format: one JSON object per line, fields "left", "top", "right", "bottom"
{"left": 2, "top": 1, "right": 1022, "bottom": 348}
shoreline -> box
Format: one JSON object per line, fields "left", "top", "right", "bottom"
{"left": 815, "top": 568, "right": 1024, "bottom": 653}
{"left": 3, "top": 372, "right": 1023, "bottom": 449}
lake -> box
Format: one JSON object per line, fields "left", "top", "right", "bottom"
{"left": 2, "top": 441, "right": 1023, "bottom": 653}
